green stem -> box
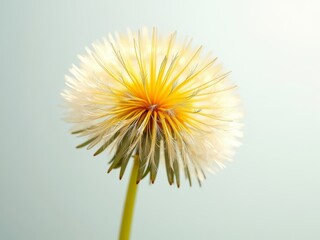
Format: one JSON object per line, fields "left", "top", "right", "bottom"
{"left": 119, "top": 155, "right": 139, "bottom": 240}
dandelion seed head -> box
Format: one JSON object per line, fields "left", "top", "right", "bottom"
{"left": 62, "top": 27, "right": 243, "bottom": 186}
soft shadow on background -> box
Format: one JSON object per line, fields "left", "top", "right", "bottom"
{"left": 1, "top": 0, "right": 319, "bottom": 239}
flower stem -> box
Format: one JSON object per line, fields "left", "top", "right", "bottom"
{"left": 119, "top": 155, "right": 139, "bottom": 240}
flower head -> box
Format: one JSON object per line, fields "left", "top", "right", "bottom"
{"left": 62, "top": 28, "right": 242, "bottom": 187}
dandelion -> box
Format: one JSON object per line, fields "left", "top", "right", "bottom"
{"left": 62, "top": 27, "right": 242, "bottom": 185}
{"left": 62, "top": 27, "right": 242, "bottom": 239}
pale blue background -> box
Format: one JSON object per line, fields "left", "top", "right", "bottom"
{"left": 1, "top": 0, "right": 320, "bottom": 239}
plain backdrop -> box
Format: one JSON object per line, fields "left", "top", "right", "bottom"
{"left": 1, "top": 0, "right": 320, "bottom": 239}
